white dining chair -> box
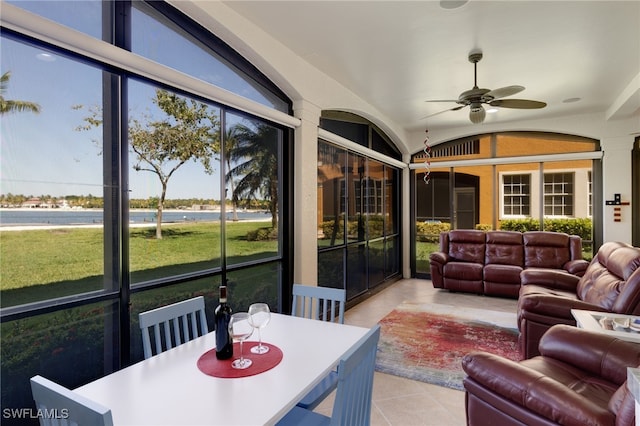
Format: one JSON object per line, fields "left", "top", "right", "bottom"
{"left": 291, "top": 284, "right": 346, "bottom": 410}
{"left": 277, "top": 324, "right": 381, "bottom": 426}
{"left": 30, "top": 375, "right": 114, "bottom": 426}
{"left": 291, "top": 284, "right": 346, "bottom": 324}
{"left": 139, "top": 295, "right": 208, "bottom": 359}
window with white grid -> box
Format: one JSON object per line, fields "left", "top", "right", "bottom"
{"left": 544, "top": 172, "right": 574, "bottom": 216}
{"left": 503, "top": 174, "right": 530, "bottom": 216}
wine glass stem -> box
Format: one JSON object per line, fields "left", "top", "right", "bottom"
{"left": 258, "top": 329, "right": 262, "bottom": 348}
{"left": 239, "top": 340, "right": 244, "bottom": 362}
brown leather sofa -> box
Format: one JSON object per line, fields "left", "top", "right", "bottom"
{"left": 518, "top": 241, "right": 640, "bottom": 358}
{"left": 462, "top": 324, "right": 640, "bottom": 426}
{"left": 430, "top": 230, "right": 588, "bottom": 298}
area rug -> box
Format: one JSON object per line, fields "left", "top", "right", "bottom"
{"left": 375, "top": 302, "right": 521, "bottom": 390}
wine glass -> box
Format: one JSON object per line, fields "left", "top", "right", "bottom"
{"left": 248, "top": 303, "right": 271, "bottom": 354}
{"left": 228, "top": 312, "right": 254, "bottom": 369}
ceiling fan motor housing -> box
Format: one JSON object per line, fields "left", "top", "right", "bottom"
{"left": 458, "top": 87, "right": 491, "bottom": 105}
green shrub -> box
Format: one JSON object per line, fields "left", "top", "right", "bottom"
{"left": 475, "top": 223, "right": 493, "bottom": 231}
{"left": 416, "top": 221, "right": 450, "bottom": 243}
{"left": 499, "top": 218, "right": 592, "bottom": 241}
{"left": 320, "top": 215, "right": 386, "bottom": 240}
{"left": 320, "top": 219, "right": 344, "bottom": 240}
{"left": 499, "top": 218, "right": 540, "bottom": 232}
{"left": 246, "top": 227, "right": 278, "bottom": 241}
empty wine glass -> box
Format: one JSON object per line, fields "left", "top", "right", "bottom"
{"left": 248, "top": 303, "right": 271, "bottom": 354}
{"left": 228, "top": 312, "right": 254, "bottom": 369}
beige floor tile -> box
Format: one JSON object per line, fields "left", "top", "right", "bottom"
{"left": 318, "top": 278, "right": 519, "bottom": 426}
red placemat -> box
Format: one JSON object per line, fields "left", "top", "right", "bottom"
{"left": 197, "top": 342, "right": 283, "bottom": 378}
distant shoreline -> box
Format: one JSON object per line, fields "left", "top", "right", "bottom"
{"left": 0, "top": 207, "right": 267, "bottom": 213}
{"left": 0, "top": 207, "right": 271, "bottom": 231}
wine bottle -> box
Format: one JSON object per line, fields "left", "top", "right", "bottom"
{"left": 214, "top": 285, "right": 233, "bottom": 360}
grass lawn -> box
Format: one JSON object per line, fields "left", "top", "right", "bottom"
{"left": 0, "top": 221, "right": 276, "bottom": 307}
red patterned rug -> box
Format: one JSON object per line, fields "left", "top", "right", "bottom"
{"left": 375, "top": 302, "right": 521, "bottom": 390}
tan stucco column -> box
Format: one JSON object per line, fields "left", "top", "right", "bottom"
{"left": 292, "top": 100, "right": 322, "bottom": 286}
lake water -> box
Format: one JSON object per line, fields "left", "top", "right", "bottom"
{"left": 0, "top": 209, "right": 271, "bottom": 227}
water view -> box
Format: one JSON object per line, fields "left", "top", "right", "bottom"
{"left": 0, "top": 209, "right": 271, "bottom": 228}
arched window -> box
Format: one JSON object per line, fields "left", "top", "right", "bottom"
{"left": 1, "top": 1, "right": 293, "bottom": 415}
{"left": 411, "top": 132, "right": 601, "bottom": 277}
{"left": 318, "top": 112, "right": 402, "bottom": 300}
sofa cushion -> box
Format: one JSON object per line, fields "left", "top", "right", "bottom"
{"left": 443, "top": 262, "right": 484, "bottom": 293}
{"left": 485, "top": 231, "right": 524, "bottom": 266}
{"left": 448, "top": 229, "right": 486, "bottom": 263}
{"left": 523, "top": 231, "right": 571, "bottom": 269}
{"left": 484, "top": 264, "right": 523, "bottom": 284}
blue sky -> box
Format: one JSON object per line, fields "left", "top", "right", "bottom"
{"left": 1, "top": 38, "right": 219, "bottom": 200}
{"left": 1, "top": 1, "right": 277, "bottom": 201}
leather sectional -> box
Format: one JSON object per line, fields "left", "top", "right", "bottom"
{"left": 429, "top": 230, "right": 589, "bottom": 298}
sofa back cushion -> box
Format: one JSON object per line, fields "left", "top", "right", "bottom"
{"left": 485, "top": 231, "right": 523, "bottom": 266}
{"left": 523, "top": 231, "right": 572, "bottom": 269}
{"left": 577, "top": 242, "right": 640, "bottom": 313}
{"left": 447, "top": 230, "right": 486, "bottom": 263}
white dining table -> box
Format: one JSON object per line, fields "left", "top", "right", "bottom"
{"left": 74, "top": 313, "right": 370, "bottom": 425}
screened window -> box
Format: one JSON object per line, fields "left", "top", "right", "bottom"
{"left": 412, "top": 132, "right": 598, "bottom": 277}
{"left": 1, "top": 1, "right": 292, "bottom": 418}
{"left": 0, "top": 37, "right": 108, "bottom": 306}
{"left": 503, "top": 174, "right": 531, "bottom": 216}
{"left": 317, "top": 139, "right": 400, "bottom": 300}
{"left": 132, "top": 2, "right": 288, "bottom": 112}
{"left": 5, "top": 0, "right": 103, "bottom": 39}
{"left": 544, "top": 172, "right": 574, "bottom": 216}
{"left": 127, "top": 80, "right": 223, "bottom": 284}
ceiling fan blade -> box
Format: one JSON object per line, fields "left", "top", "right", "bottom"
{"left": 425, "top": 99, "right": 459, "bottom": 103}
{"left": 484, "top": 85, "right": 524, "bottom": 100}
{"left": 489, "top": 99, "right": 546, "bottom": 109}
{"left": 420, "top": 105, "right": 465, "bottom": 120}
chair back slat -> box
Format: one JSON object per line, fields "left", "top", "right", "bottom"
{"left": 291, "top": 284, "right": 346, "bottom": 324}
{"left": 139, "top": 296, "right": 208, "bottom": 359}
{"left": 330, "top": 324, "right": 380, "bottom": 426}
{"left": 30, "top": 375, "right": 114, "bottom": 426}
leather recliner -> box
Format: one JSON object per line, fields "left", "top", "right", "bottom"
{"left": 518, "top": 241, "right": 640, "bottom": 358}
{"left": 462, "top": 324, "right": 640, "bottom": 426}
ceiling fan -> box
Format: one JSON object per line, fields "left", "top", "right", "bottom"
{"left": 425, "top": 50, "right": 547, "bottom": 124}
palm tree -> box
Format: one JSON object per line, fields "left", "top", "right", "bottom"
{"left": 223, "top": 126, "right": 243, "bottom": 221}
{"left": 0, "top": 71, "right": 41, "bottom": 115}
{"left": 226, "top": 122, "right": 279, "bottom": 229}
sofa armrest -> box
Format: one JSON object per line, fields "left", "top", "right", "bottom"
{"left": 520, "top": 268, "right": 580, "bottom": 292}
{"left": 518, "top": 293, "right": 605, "bottom": 321}
{"left": 429, "top": 251, "right": 449, "bottom": 288}
{"left": 429, "top": 251, "right": 449, "bottom": 264}
{"left": 563, "top": 259, "right": 589, "bottom": 276}
{"left": 462, "top": 351, "right": 615, "bottom": 425}
{"left": 538, "top": 324, "right": 640, "bottom": 384}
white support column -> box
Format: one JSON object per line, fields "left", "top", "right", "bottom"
{"left": 600, "top": 136, "right": 634, "bottom": 243}
{"left": 292, "top": 100, "right": 321, "bottom": 286}
{"left": 402, "top": 153, "right": 412, "bottom": 278}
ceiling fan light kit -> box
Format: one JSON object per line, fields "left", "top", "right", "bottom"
{"left": 469, "top": 103, "right": 486, "bottom": 124}
{"left": 425, "top": 50, "right": 547, "bottom": 124}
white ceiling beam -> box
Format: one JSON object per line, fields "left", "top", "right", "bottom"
{"left": 606, "top": 72, "right": 640, "bottom": 121}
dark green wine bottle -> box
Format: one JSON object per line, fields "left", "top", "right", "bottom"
{"left": 214, "top": 285, "right": 233, "bottom": 360}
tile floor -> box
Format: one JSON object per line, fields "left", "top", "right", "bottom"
{"left": 313, "top": 278, "right": 519, "bottom": 426}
